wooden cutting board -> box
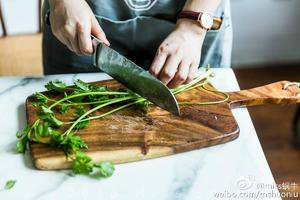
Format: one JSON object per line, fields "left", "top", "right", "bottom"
{"left": 26, "top": 80, "right": 300, "bottom": 170}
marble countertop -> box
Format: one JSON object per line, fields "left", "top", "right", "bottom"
{"left": 0, "top": 68, "right": 281, "bottom": 200}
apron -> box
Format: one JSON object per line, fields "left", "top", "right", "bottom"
{"left": 42, "top": 0, "right": 233, "bottom": 75}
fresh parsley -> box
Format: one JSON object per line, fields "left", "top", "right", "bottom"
{"left": 16, "top": 67, "right": 216, "bottom": 179}
{"left": 72, "top": 152, "right": 115, "bottom": 177}
{"left": 45, "top": 80, "right": 67, "bottom": 92}
{"left": 72, "top": 152, "right": 94, "bottom": 175}
{"left": 94, "top": 161, "right": 115, "bottom": 177}
{"left": 74, "top": 79, "right": 91, "bottom": 92}
{"left": 1, "top": 180, "right": 16, "bottom": 191}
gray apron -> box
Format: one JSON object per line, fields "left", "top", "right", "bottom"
{"left": 42, "top": 0, "right": 232, "bottom": 75}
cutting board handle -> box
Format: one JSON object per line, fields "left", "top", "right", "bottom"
{"left": 229, "top": 81, "right": 300, "bottom": 108}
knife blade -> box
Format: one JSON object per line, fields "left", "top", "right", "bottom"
{"left": 93, "top": 43, "right": 180, "bottom": 116}
{"left": 43, "top": 13, "right": 179, "bottom": 115}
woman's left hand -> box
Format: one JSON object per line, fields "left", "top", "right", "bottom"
{"left": 150, "top": 19, "right": 206, "bottom": 88}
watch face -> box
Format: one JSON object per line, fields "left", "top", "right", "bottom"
{"left": 200, "top": 13, "right": 213, "bottom": 29}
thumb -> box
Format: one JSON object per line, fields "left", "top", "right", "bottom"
{"left": 91, "top": 16, "right": 110, "bottom": 46}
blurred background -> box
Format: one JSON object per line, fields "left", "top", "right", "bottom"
{"left": 1, "top": 0, "right": 300, "bottom": 69}
{"left": 0, "top": 0, "right": 299, "bottom": 198}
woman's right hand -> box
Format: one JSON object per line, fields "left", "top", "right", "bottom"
{"left": 48, "top": 0, "right": 110, "bottom": 55}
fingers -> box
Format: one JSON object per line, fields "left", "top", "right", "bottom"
{"left": 158, "top": 54, "right": 181, "bottom": 85}
{"left": 67, "top": 31, "right": 81, "bottom": 55}
{"left": 149, "top": 46, "right": 168, "bottom": 77}
{"left": 167, "top": 60, "right": 190, "bottom": 88}
{"left": 77, "top": 22, "right": 93, "bottom": 55}
{"left": 184, "top": 62, "right": 199, "bottom": 84}
{"left": 53, "top": 31, "right": 72, "bottom": 51}
{"left": 149, "top": 45, "right": 200, "bottom": 88}
{"left": 64, "top": 37, "right": 75, "bottom": 53}
{"left": 150, "top": 42, "right": 196, "bottom": 88}
{"left": 48, "top": 0, "right": 108, "bottom": 55}
{"left": 91, "top": 16, "right": 110, "bottom": 46}
{"left": 52, "top": 17, "right": 108, "bottom": 55}
{"left": 55, "top": 24, "right": 81, "bottom": 55}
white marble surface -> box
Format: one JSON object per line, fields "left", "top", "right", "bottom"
{"left": 0, "top": 69, "right": 281, "bottom": 200}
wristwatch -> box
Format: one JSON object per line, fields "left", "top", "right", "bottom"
{"left": 177, "top": 11, "right": 223, "bottom": 31}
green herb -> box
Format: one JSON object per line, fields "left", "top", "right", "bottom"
{"left": 73, "top": 106, "right": 90, "bottom": 129}
{"left": 16, "top": 67, "right": 221, "bottom": 179}
{"left": 38, "top": 112, "right": 63, "bottom": 127}
{"left": 45, "top": 80, "right": 67, "bottom": 92}
{"left": 72, "top": 152, "right": 94, "bottom": 175}
{"left": 35, "top": 123, "right": 51, "bottom": 137}
{"left": 74, "top": 120, "right": 90, "bottom": 129}
{"left": 35, "top": 92, "right": 48, "bottom": 103}
{"left": 94, "top": 161, "right": 115, "bottom": 177}
{"left": 32, "top": 92, "right": 48, "bottom": 107}
{"left": 1, "top": 180, "right": 16, "bottom": 191}
{"left": 16, "top": 127, "right": 31, "bottom": 139}
{"left": 75, "top": 106, "right": 85, "bottom": 116}
{"left": 16, "top": 136, "right": 28, "bottom": 153}
{"left": 74, "top": 79, "right": 91, "bottom": 91}
{"left": 41, "top": 105, "right": 53, "bottom": 114}
{"left": 59, "top": 103, "right": 69, "bottom": 114}
{"left": 72, "top": 152, "right": 114, "bottom": 177}
{"left": 50, "top": 130, "right": 64, "bottom": 144}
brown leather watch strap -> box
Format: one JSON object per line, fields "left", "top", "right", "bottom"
{"left": 177, "top": 11, "right": 223, "bottom": 30}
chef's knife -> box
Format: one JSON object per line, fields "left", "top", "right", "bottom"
{"left": 46, "top": 13, "right": 179, "bottom": 115}
{"left": 92, "top": 38, "right": 180, "bottom": 116}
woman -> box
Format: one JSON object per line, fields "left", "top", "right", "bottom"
{"left": 43, "top": 0, "right": 232, "bottom": 88}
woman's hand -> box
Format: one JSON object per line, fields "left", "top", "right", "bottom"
{"left": 150, "top": 19, "right": 206, "bottom": 88}
{"left": 49, "top": 0, "right": 109, "bottom": 55}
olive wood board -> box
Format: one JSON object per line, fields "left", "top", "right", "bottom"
{"left": 26, "top": 80, "right": 300, "bottom": 170}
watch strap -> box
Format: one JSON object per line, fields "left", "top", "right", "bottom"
{"left": 177, "top": 11, "right": 223, "bottom": 30}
